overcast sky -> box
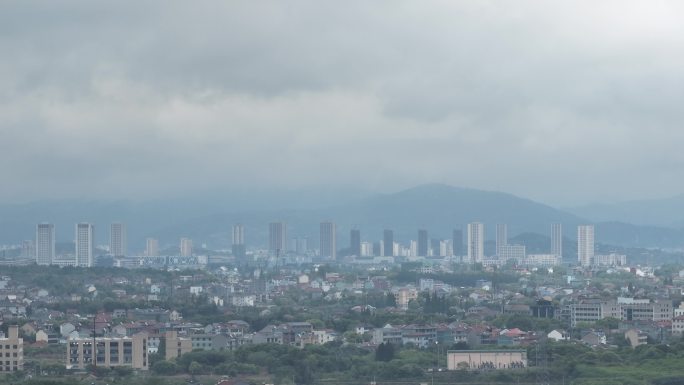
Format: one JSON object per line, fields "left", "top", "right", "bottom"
{"left": 2, "top": 0, "right": 684, "bottom": 207}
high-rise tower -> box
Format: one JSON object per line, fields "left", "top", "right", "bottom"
{"left": 350, "top": 229, "right": 361, "bottom": 256}
{"left": 551, "top": 223, "right": 562, "bottom": 257}
{"left": 110, "top": 223, "right": 127, "bottom": 257}
{"left": 75, "top": 223, "right": 94, "bottom": 267}
{"left": 417, "top": 229, "right": 428, "bottom": 257}
{"left": 577, "top": 225, "right": 594, "bottom": 266}
{"left": 36, "top": 223, "right": 55, "bottom": 266}
{"left": 467, "top": 222, "right": 484, "bottom": 263}
{"left": 319, "top": 222, "right": 337, "bottom": 260}
{"left": 269, "top": 222, "right": 287, "bottom": 254}
{"left": 232, "top": 224, "right": 246, "bottom": 258}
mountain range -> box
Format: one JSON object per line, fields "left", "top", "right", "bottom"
{"left": 1, "top": 184, "right": 683, "bottom": 252}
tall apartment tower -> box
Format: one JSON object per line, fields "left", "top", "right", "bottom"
{"left": 467, "top": 222, "right": 484, "bottom": 263}
{"left": 232, "top": 224, "right": 246, "bottom": 259}
{"left": 577, "top": 225, "right": 595, "bottom": 266}
{"left": 268, "top": 222, "right": 287, "bottom": 254}
{"left": 110, "top": 223, "right": 127, "bottom": 257}
{"left": 36, "top": 223, "right": 55, "bottom": 266}
{"left": 452, "top": 229, "right": 463, "bottom": 256}
{"left": 319, "top": 222, "right": 337, "bottom": 260}
{"left": 383, "top": 230, "right": 394, "bottom": 257}
{"left": 350, "top": 229, "right": 361, "bottom": 256}
{"left": 495, "top": 223, "right": 508, "bottom": 255}
{"left": 75, "top": 223, "right": 94, "bottom": 267}
{"left": 551, "top": 223, "right": 562, "bottom": 257}
{"left": 180, "top": 238, "right": 193, "bottom": 257}
{"left": 417, "top": 229, "right": 428, "bottom": 257}
{"left": 145, "top": 238, "right": 159, "bottom": 257}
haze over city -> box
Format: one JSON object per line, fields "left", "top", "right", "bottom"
{"left": 3, "top": 1, "right": 684, "bottom": 206}
{"left": 4, "top": 2, "right": 684, "bottom": 385}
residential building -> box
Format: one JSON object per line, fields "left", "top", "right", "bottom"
{"left": 350, "top": 229, "right": 361, "bottom": 256}
{"left": 467, "top": 223, "right": 484, "bottom": 263}
{"left": 495, "top": 224, "right": 508, "bottom": 256}
{"left": 232, "top": 224, "right": 246, "bottom": 259}
{"left": 524, "top": 254, "right": 562, "bottom": 267}
{"left": 110, "top": 223, "right": 127, "bottom": 257}
{"left": 383, "top": 230, "right": 394, "bottom": 257}
{"left": 452, "top": 229, "right": 463, "bottom": 256}
{"left": 269, "top": 222, "right": 287, "bottom": 254}
{"left": 447, "top": 350, "right": 527, "bottom": 370}
{"left": 67, "top": 333, "right": 149, "bottom": 370}
{"left": 75, "top": 223, "right": 94, "bottom": 267}
{"left": 594, "top": 253, "right": 627, "bottom": 266}
{"left": 0, "top": 326, "right": 23, "bottom": 372}
{"left": 319, "top": 222, "right": 337, "bottom": 260}
{"left": 551, "top": 223, "right": 562, "bottom": 257}
{"left": 165, "top": 331, "right": 192, "bottom": 360}
{"left": 417, "top": 230, "right": 428, "bottom": 257}
{"left": 180, "top": 238, "right": 193, "bottom": 257}
{"left": 21, "top": 240, "right": 35, "bottom": 259}
{"left": 145, "top": 238, "right": 159, "bottom": 257}
{"left": 577, "top": 225, "right": 594, "bottom": 266}
{"left": 498, "top": 244, "right": 526, "bottom": 264}
{"left": 36, "top": 223, "right": 55, "bottom": 266}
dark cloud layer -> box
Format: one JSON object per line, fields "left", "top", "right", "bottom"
{"left": 2, "top": 0, "right": 684, "bottom": 205}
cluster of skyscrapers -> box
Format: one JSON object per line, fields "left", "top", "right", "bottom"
{"left": 27, "top": 219, "right": 600, "bottom": 267}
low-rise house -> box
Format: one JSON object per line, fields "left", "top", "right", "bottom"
{"left": 625, "top": 329, "right": 648, "bottom": 348}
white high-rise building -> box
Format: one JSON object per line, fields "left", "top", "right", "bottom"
{"left": 577, "top": 225, "right": 594, "bottom": 267}
{"left": 36, "top": 223, "right": 55, "bottom": 266}
{"left": 551, "top": 223, "right": 562, "bottom": 257}
{"left": 180, "top": 238, "right": 193, "bottom": 257}
{"left": 145, "top": 238, "right": 159, "bottom": 257}
{"left": 495, "top": 223, "right": 508, "bottom": 256}
{"left": 110, "top": 223, "right": 127, "bottom": 257}
{"left": 467, "top": 222, "right": 484, "bottom": 263}
{"left": 75, "top": 223, "right": 94, "bottom": 267}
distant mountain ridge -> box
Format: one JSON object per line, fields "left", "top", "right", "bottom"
{"left": 0, "top": 184, "right": 682, "bottom": 251}
{"left": 569, "top": 194, "right": 684, "bottom": 227}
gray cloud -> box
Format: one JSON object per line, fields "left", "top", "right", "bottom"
{"left": 2, "top": 0, "right": 684, "bottom": 205}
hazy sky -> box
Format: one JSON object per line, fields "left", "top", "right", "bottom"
{"left": 2, "top": 0, "right": 684, "bottom": 206}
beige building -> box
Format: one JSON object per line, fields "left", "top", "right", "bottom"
{"left": 67, "top": 333, "right": 149, "bottom": 370}
{"left": 165, "top": 331, "right": 192, "bottom": 360}
{"left": 447, "top": 350, "right": 527, "bottom": 371}
{"left": 0, "top": 326, "right": 23, "bottom": 372}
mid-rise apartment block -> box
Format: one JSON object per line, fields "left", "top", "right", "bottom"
{"left": 67, "top": 333, "right": 148, "bottom": 370}
{"left": 0, "top": 326, "right": 23, "bottom": 372}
